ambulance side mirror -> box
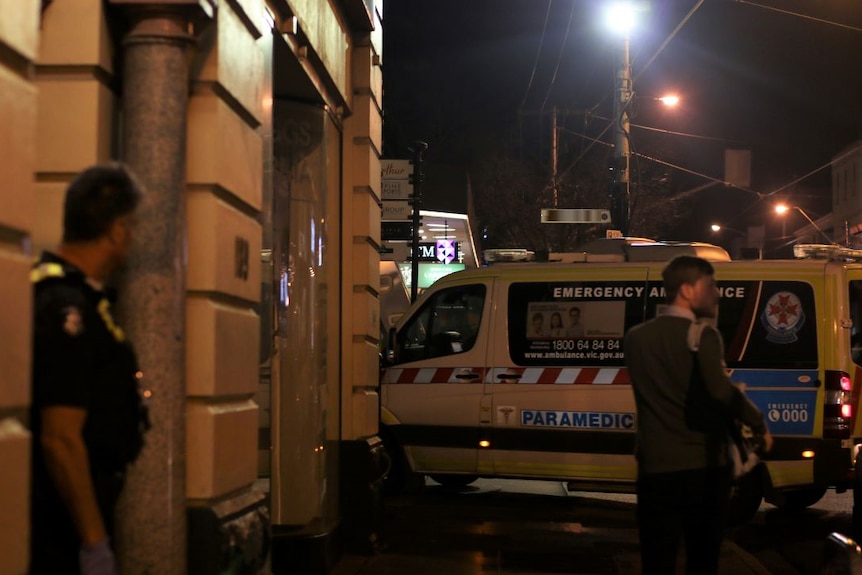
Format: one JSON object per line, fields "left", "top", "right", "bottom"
{"left": 385, "top": 326, "right": 397, "bottom": 364}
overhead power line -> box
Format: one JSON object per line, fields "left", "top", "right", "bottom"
{"left": 539, "top": 0, "right": 576, "bottom": 112}
{"left": 760, "top": 145, "right": 859, "bottom": 199}
{"left": 731, "top": 0, "right": 862, "bottom": 33}
{"left": 554, "top": 0, "right": 707, "bottom": 190}
{"left": 590, "top": 115, "right": 744, "bottom": 144}
{"left": 519, "top": 0, "right": 553, "bottom": 111}
{"left": 633, "top": 0, "right": 707, "bottom": 82}
{"left": 632, "top": 150, "right": 758, "bottom": 196}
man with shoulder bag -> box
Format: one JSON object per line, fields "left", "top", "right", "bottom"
{"left": 624, "top": 255, "right": 773, "bottom": 575}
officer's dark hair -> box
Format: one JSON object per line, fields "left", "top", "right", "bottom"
{"left": 62, "top": 163, "right": 143, "bottom": 243}
{"left": 662, "top": 255, "right": 714, "bottom": 304}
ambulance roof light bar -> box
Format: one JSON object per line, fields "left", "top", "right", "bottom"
{"left": 794, "top": 243, "right": 862, "bottom": 262}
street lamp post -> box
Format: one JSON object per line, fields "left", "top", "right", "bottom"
{"left": 606, "top": 3, "right": 635, "bottom": 237}
{"left": 611, "top": 28, "right": 632, "bottom": 235}
{"left": 774, "top": 203, "right": 834, "bottom": 246}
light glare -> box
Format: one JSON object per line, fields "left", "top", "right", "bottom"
{"left": 605, "top": 3, "right": 636, "bottom": 34}
{"left": 659, "top": 95, "right": 680, "bottom": 107}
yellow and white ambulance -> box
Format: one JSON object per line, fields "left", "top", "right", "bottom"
{"left": 380, "top": 239, "right": 862, "bottom": 524}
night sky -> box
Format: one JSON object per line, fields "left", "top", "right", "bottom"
{"left": 382, "top": 0, "right": 862, "bottom": 246}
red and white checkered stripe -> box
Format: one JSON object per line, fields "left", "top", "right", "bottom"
{"left": 382, "top": 367, "right": 630, "bottom": 385}
{"left": 382, "top": 367, "right": 487, "bottom": 384}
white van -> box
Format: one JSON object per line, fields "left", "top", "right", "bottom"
{"left": 380, "top": 240, "right": 862, "bottom": 524}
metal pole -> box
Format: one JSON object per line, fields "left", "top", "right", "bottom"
{"left": 409, "top": 141, "right": 428, "bottom": 303}
{"left": 551, "top": 106, "right": 558, "bottom": 207}
{"left": 793, "top": 206, "right": 834, "bottom": 245}
{"left": 611, "top": 34, "right": 632, "bottom": 236}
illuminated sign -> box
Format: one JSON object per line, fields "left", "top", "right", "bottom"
{"left": 413, "top": 242, "right": 459, "bottom": 262}
{"left": 436, "top": 240, "right": 456, "bottom": 264}
{"left": 398, "top": 263, "right": 466, "bottom": 290}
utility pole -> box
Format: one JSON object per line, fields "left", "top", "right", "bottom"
{"left": 551, "top": 106, "right": 558, "bottom": 207}
{"left": 610, "top": 33, "right": 632, "bottom": 236}
{"left": 408, "top": 141, "right": 428, "bottom": 303}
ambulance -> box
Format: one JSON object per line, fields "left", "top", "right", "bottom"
{"left": 379, "top": 239, "right": 862, "bottom": 524}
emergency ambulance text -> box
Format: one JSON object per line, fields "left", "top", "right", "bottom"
{"left": 521, "top": 410, "right": 635, "bottom": 429}
{"left": 550, "top": 285, "right": 745, "bottom": 300}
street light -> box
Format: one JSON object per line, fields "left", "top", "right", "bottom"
{"left": 710, "top": 223, "right": 765, "bottom": 259}
{"left": 604, "top": 2, "right": 637, "bottom": 34}
{"left": 604, "top": 2, "right": 635, "bottom": 237}
{"left": 710, "top": 223, "right": 744, "bottom": 235}
{"left": 774, "top": 203, "right": 835, "bottom": 245}
{"left": 657, "top": 94, "right": 680, "bottom": 107}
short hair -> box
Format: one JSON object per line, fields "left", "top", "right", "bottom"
{"left": 662, "top": 255, "right": 714, "bottom": 304}
{"left": 569, "top": 306, "right": 580, "bottom": 315}
{"left": 532, "top": 312, "right": 544, "bottom": 322}
{"left": 63, "top": 163, "right": 143, "bottom": 243}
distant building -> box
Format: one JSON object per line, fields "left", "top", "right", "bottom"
{"left": 789, "top": 141, "right": 862, "bottom": 248}
{"left": 830, "top": 142, "right": 862, "bottom": 246}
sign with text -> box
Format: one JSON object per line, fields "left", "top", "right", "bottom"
{"left": 541, "top": 208, "right": 611, "bottom": 224}
{"left": 398, "top": 262, "right": 467, "bottom": 290}
{"left": 383, "top": 201, "right": 413, "bottom": 221}
{"left": 381, "top": 159, "right": 412, "bottom": 180}
{"left": 382, "top": 179, "right": 413, "bottom": 200}
{"left": 413, "top": 241, "right": 460, "bottom": 262}
{"left": 381, "top": 221, "right": 414, "bottom": 241}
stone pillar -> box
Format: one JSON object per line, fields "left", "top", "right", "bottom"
{"left": 110, "top": 7, "right": 196, "bottom": 575}
{"left": 0, "top": 2, "right": 39, "bottom": 574}
{"left": 338, "top": 1, "right": 386, "bottom": 554}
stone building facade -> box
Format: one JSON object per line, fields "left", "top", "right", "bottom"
{"left": 0, "top": 0, "right": 384, "bottom": 573}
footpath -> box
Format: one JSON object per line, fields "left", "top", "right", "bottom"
{"left": 330, "top": 479, "right": 781, "bottom": 575}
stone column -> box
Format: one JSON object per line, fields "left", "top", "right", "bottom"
{"left": 109, "top": 6, "right": 200, "bottom": 574}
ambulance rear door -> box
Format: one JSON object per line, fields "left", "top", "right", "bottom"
{"left": 488, "top": 267, "right": 650, "bottom": 486}
{"left": 381, "top": 279, "right": 492, "bottom": 477}
{"left": 706, "top": 262, "right": 822, "bottom": 490}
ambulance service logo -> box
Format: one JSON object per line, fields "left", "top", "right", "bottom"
{"left": 761, "top": 291, "right": 804, "bottom": 343}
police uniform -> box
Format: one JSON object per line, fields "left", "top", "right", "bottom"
{"left": 29, "top": 252, "right": 149, "bottom": 575}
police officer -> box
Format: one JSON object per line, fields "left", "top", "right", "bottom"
{"left": 30, "top": 163, "right": 149, "bottom": 575}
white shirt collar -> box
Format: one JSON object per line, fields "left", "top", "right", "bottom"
{"left": 662, "top": 305, "right": 696, "bottom": 322}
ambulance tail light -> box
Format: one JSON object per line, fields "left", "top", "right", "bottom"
{"left": 824, "top": 370, "right": 854, "bottom": 439}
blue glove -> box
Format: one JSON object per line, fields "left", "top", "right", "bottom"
{"left": 79, "top": 538, "right": 118, "bottom": 575}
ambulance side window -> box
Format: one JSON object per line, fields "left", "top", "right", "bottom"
{"left": 507, "top": 281, "right": 643, "bottom": 367}
{"left": 850, "top": 281, "right": 862, "bottom": 365}
{"left": 395, "top": 284, "right": 487, "bottom": 363}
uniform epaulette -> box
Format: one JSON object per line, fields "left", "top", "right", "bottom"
{"left": 30, "top": 262, "right": 66, "bottom": 283}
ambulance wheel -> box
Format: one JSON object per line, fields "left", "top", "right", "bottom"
{"left": 776, "top": 487, "right": 827, "bottom": 511}
{"left": 725, "top": 465, "right": 764, "bottom": 527}
{"left": 429, "top": 474, "right": 478, "bottom": 488}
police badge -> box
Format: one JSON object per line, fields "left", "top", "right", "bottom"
{"left": 62, "top": 306, "right": 84, "bottom": 336}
